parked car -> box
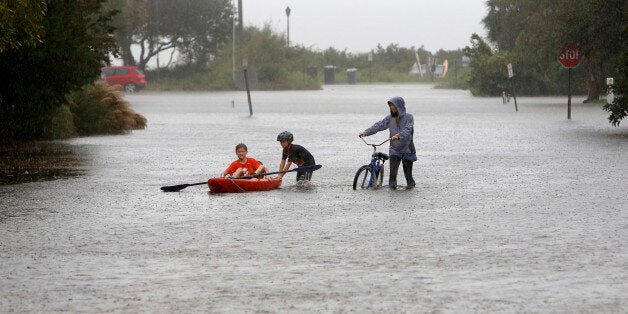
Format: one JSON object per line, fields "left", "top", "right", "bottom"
{"left": 100, "top": 66, "right": 146, "bottom": 93}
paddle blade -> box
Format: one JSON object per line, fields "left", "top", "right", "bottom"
{"left": 160, "top": 181, "right": 207, "bottom": 192}
{"left": 160, "top": 184, "right": 190, "bottom": 192}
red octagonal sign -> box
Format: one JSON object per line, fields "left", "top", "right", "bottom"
{"left": 558, "top": 44, "right": 581, "bottom": 68}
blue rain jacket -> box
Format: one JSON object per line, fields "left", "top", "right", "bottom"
{"left": 363, "top": 96, "right": 417, "bottom": 161}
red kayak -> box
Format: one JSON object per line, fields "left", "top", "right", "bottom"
{"left": 207, "top": 177, "right": 282, "bottom": 193}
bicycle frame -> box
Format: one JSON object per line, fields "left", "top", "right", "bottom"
{"left": 353, "top": 136, "right": 390, "bottom": 190}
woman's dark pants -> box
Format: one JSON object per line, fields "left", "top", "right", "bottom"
{"left": 389, "top": 156, "right": 415, "bottom": 188}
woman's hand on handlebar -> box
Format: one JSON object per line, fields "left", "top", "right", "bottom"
{"left": 358, "top": 132, "right": 366, "bottom": 137}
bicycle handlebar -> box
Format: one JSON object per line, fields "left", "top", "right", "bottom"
{"left": 359, "top": 135, "right": 390, "bottom": 147}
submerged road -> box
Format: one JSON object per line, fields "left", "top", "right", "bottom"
{"left": 1, "top": 85, "right": 627, "bottom": 312}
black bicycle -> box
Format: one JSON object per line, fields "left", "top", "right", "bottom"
{"left": 353, "top": 136, "right": 390, "bottom": 190}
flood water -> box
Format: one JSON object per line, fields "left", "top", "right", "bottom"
{"left": 1, "top": 84, "right": 627, "bottom": 312}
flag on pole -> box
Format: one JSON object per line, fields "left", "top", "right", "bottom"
{"left": 415, "top": 52, "right": 423, "bottom": 77}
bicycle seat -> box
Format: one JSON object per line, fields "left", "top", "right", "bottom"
{"left": 372, "top": 152, "right": 389, "bottom": 160}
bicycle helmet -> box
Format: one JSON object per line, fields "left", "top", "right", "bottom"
{"left": 276, "top": 131, "right": 294, "bottom": 142}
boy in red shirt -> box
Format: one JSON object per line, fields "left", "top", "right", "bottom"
{"left": 221, "top": 143, "right": 269, "bottom": 178}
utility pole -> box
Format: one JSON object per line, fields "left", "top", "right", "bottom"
{"left": 237, "top": 0, "right": 243, "bottom": 41}
{"left": 232, "top": 0, "right": 236, "bottom": 81}
{"left": 285, "top": 6, "right": 291, "bottom": 48}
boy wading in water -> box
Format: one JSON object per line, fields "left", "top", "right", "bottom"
{"left": 359, "top": 96, "right": 417, "bottom": 189}
{"left": 276, "top": 131, "right": 316, "bottom": 182}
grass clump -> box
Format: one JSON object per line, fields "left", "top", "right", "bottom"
{"left": 66, "top": 81, "right": 147, "bottom": 136}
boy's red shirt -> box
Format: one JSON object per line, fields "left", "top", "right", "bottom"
{"left": 224, "top": 157, "right": 262, "bottom": 176}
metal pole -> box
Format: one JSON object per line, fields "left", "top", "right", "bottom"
{"left": 510, "top": 78, "right": 518, "bottom": 112}
{"left": 368, "top": 51, "right": 373, "bottom": 84}
{"left": 244, "top": 68, "right": 253, "bottom": 116}
{"left": 285, "top": 6, "right": 291, "bottom": 48}
{"left": 232, "top": 1, "right": 236, "bottom": 81}
{"left": 568, "top": 68, "right": 572, "bottom": 119}
{"left": 242, "top": 59, "right": 253, "bottom": 116}
{"left": 237, "top": 0, "right": 243, "bottom": 39}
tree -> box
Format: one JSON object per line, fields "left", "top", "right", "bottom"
{"left": 104, "top": 0, "right": 146, "bottom": 66}
{"left": 572, "top": 0, "right": 626, "bottom": 102}
{"left": 463, "top": 33, "right": 506, "bottom": 96}
{"left": 481, "top": 0, "right": 626, "bottom": 101}
{"left": 603, "top": 28, "right": 628, "bottom": 126}
{"left": 373, "top": 43, "right": 420, "bottom": 73}
{"left": 483, "top": 0, "right": 527, "bottom": 51}
{"left": 0, "top": 0, "right": 118, "bottom": 140}
{"left": 322, "top": 47, "right": 349, "bottom": 68}
{"left": 0, "top": 0, "right": 48, "bottom": 52}
{"left": 109, "top": 0, "right": 233, "bottom": 71}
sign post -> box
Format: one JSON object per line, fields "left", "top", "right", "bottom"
{"left": 558, "top": 44, "right": 582, "bottom": 119}
{"left": 507, "top": 63, "right": 518, "bottom": 112}
{"left": 368, "top": 51, "right": 373, "bottom": 84}
{"left": 242, "top": 58, "right": 253, "bottom": 116}
{"left": 606, "top": 77, "right": 614, "bottom": 104}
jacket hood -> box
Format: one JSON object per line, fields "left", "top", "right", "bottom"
{"left": 388, "top": 96, "right": 406, "bottom": 116}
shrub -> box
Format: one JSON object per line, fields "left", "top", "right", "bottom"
{"left": 67, "top": 81, "right": 147, "bottom": 135}
{"left": 43, "top": 105, "right": 76, "bottom": 140}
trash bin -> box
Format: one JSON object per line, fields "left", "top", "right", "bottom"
{"left": 346, "top": 68, "right": 358, "bottom": 84}
{"left": 324, "top": 65, "right": 335, "bottom": 84}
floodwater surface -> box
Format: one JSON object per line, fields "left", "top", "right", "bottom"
{"left": 1, "top": 84, "right": 627, "bottom": 312}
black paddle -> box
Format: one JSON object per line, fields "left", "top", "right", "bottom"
{"left": 239, "top": 164, "right": 321, "bottom": 179}
{"left": 160, "top": 164, "right": 322, "bottom": 192}
{"left": 160, "top": 181, "right": 207, "bottom": 192}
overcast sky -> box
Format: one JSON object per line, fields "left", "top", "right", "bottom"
{"left": 240, "top": 0, "right": 489, "bottom": 53}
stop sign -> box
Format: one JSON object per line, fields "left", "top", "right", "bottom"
{"left": 558, "top": 44, "right": 581, "bottom": 68}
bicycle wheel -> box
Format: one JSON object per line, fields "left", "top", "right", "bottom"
{"left": 353, "top": 165, "right": 374, "bottom": 190}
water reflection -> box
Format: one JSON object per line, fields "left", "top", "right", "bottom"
{"left": 0, "top": 142, "right": 85, "bottom": 185}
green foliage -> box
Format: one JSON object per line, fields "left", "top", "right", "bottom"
{"left": 463, "top": 34, "right": 503, "bottom": 96}
{"left": 603, "top": 50, "right": 628, "bottom": 126}
{"left": 67, "top": 81, "right": 146, "bottom": 135}
{"left": 0, "top": 0, "right": 48, "bottom": 52}
{"left": 432, "top": 49, "right": 471, "bottom": 89}
{"left": 435, "top": 66, "right": 472, "bottom": 90}
{"left": 0, "top": 0, "right": 118, "bottom": 141}
{"left": 478, "top": 0, "right": 626, "bottom": 102}
{"left": 215, "top": 25, "right": 324, "bottom": 90}
{"left": 483, "top": 0, "right": 524, "bottom": 51}
{"left": 148, "top": 24, "right": 460, "bottom": 90}
{"left": 373, "top": 43, "right": 424, "bottom": 73}
{"left": 43, "top": 104, "right": 76, "bottom": 140}
{"left": 257, "top": 63, "right": 287, "bottom": 85}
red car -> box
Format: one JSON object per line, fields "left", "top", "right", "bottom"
{"left": 100, "top": 66, "right": 146, "bottom": 93}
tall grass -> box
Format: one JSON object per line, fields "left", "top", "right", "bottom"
{"left": 50, "top": 81, "right": 147, "bottom": 138}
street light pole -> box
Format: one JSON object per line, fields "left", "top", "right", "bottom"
{"left": 285, "top": 6, "right": 291, "bottom": 48}
{"left": 232, "top": 0, "right": 236, "bottom": 81}
{"left": 237, "top": 0, "right": 243, "bottom": 39}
